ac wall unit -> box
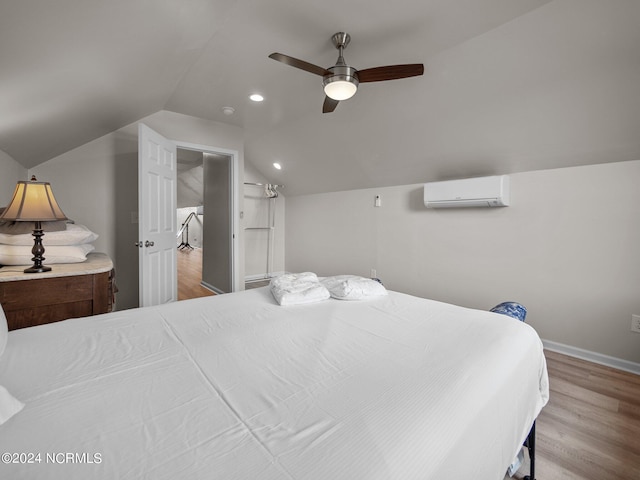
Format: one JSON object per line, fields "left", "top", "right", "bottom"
{"left": 423, "top": 175, "right": 510, "bottom": 208}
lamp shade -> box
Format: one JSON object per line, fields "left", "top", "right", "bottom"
{"left": 0, "top": 179, "right": 67, "bottom": 222}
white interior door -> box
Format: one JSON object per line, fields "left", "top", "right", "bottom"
{"left": 138, "top": 123, "right": 177, "bottom": 306}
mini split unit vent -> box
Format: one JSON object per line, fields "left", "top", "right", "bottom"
{"left": 423, "top": 175, "right": 510, "bottom": 208}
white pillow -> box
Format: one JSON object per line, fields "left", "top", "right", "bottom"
{"left": 0, "top": 244, "right": 95, "bottom": 265}
{"left": 321, "top": 275, "right": 388, "bottom": 300}
{"left": 0, "top": 303, "right": 7, "bottom": 358}
{"left": 0, "top": 219, "right": 66, "bottom": 235}
{"left": 0, "top": 385, "right": 24, "bottom": 425}
{"left": 0, "top": 223, "right": 98, "bottom": 246}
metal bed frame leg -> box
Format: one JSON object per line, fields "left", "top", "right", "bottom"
{"left": 523, "top": 421, "right": 536, "bottom": 480}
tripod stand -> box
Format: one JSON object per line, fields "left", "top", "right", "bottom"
{"left": 177, "top": 216, "right": 195, "bottom": 250}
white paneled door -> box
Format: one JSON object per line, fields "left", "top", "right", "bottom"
{"left": 138, "top": 123, "right": 177, "bottom": 307}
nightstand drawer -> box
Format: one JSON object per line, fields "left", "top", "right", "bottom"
{"left": 6, "top": 300, "right": 94, "bottom": 330}
{"left": 0, "top": 275, "right": 94, "bottom": 310}
{"left": 0, "top": 252, "right": 115, "bottom": 330}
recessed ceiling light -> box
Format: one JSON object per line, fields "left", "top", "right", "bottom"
{"left": 273, "top": 162, "right": 282, "bottom": 170}
{"left": 249, "top": 94, "right": 264, "bottom": 102}
{"left": 222, "top": 106, "right": 235, "bottom": 115}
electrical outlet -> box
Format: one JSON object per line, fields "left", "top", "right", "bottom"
{"left": 632, "top": 315, "right": 640, "bottom": 334}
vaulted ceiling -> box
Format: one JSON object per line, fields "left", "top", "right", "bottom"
{"left": 1, "top": 0, "right": 638, "bottom": 195}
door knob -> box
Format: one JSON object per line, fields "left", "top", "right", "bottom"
{"left": 145, "top": 240, "right": 155, "bottom": 247}
{"left": 135, "top": 241, "right": 143, "bottom": 248}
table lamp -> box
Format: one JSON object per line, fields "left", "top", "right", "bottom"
{"left": 0, "top": 176, "right": 68, "bottom": 273}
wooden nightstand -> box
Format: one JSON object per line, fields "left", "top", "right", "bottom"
{"left": 0, "top": 252, "right": 115, "bottom": 330}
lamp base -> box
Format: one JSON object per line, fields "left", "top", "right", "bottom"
{"left": 24, "top": 221, "right": 52, "bottom": 274}
{"left": 24, "top": 265, "right": 52, "bottom": 274}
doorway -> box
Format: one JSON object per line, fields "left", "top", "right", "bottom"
{"left": 176, "top": 148, "right": 211, "bottom": 300}
{"left": 175, "top": 143, "right": 238, "bottom": 299}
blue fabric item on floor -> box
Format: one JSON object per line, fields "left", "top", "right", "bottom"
{"left": 490, "top": 302, "right": 527, "bottom": 322}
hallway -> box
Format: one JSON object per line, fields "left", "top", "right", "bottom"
{"left": 177, "top": 248, "right": 215, "bottom": 300}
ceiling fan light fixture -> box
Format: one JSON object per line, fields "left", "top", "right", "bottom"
{"left": 324, "top": 77, "right": 358, "bottom": 101}
{"left": 323, "top": 77, "right": 358, "bottom": 101}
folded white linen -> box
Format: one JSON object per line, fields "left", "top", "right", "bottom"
{"left": 270, "top": 272, "right": 330, "bottom": 306}
{"left": 0, "top": 385, "right": 24, "bottom": 425}
{"left": 321, "top": 275, "right": 388, "bottom": 300}
{"left": 0, "top": 303, "right": 7, "bottom": 358}
{"left": 0, "top": 244, "right": 95, "bottom": 265}
{"left": 0, "top": 223, "right": 99, "bottom": 246}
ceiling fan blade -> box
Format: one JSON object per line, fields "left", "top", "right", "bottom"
{"left": 357, "top": 64, "right": 424, "bottom": 83}
{"left": 323, "top": 96, "right": 339, "bottom": 113}
{"left": 269, "top": 53, "right": 331, "bottom": 77}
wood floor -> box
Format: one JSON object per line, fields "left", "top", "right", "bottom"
{"left": 177, "top": 248, "right": 215, "bottom": 300}
{"left": 178, "top": 248, "right": 272, "bottom": 300}
{"left": 510, "top": 350, "right": 640, "bottom": 480}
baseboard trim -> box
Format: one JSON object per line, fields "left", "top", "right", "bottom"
{"left": 542, "top": 339, "right": 640, "bottom": 375}
{"left": 200, "top": 281, "right": 224, "bottom": 295}
{"left": 245, "top": 271, "right": 285, "bottom": 283}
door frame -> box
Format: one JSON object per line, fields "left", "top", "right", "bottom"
{"left": 174, "top": 140, "right": 240, "bottom": 293}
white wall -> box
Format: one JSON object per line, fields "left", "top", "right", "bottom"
{"left": 285, "top": 160, "right": 640, "bottom": 365}
{"left": 30, "top": 110, "right": 245, "bottom": 310}
{"left": 0, "top": 150, "right": 27, "bottom": 205}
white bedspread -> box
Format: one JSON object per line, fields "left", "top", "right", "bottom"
{"left": 0, "top": 288, "right": 548, "bottom": 479}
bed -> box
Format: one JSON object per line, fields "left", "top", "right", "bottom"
{"left": 0, "top": 284, "right": 548, "bottom": 479}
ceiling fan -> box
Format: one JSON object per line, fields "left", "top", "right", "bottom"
{"left": 269, "top": 32, "right": 424, "bottom": 113}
